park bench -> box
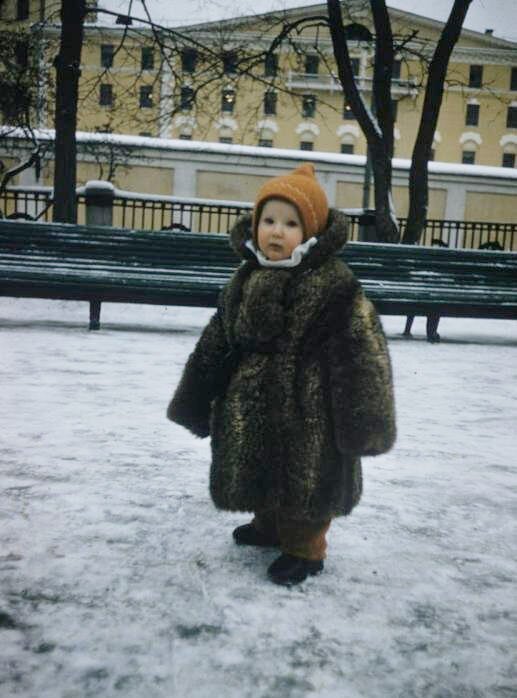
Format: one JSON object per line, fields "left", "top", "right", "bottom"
{"left": 0, "top": 219, "right": 516, "bottom": 330}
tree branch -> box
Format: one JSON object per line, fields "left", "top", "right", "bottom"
{"left": 371, "top": 0, "right": 394, "bottom": 159}
{"left": 326, "top": 0, "right": 382, "bottom": 145}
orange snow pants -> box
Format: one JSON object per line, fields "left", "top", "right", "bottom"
{"left": 252, "top": 509, "right": 331, "bottom": 561}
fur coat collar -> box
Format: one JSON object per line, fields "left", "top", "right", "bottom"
{"left": 229, "top": 209, "right": 349, "bottom": 273}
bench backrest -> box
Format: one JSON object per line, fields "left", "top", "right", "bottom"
{"left": 0, "top": 220, "right": 238, "bottom": 270}
{"left": 1, "top": 219, "right": 516, "bottom": 291}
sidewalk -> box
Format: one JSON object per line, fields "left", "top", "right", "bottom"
{"left": 1, "top": 299, "right": 516, "bottom": 698}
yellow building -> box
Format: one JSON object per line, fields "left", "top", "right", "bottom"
{"left": 2, "top": 1, "right": 517, "bottom": 169}
{"left": 1, "top": 0, "right": 517, "bottom": 237}
{"left": 176, "top": 5, "right": 517, "bottom": 169}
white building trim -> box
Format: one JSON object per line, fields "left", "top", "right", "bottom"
{"left": 174, "top": 115, "right": 197, "bottom": 130}
{"left": 295, "top": 122, "right": 320, "bottom": 137}
{"left": 215, "top": 117, "right": 238, "bottom": 132}
{"left": 256, "top": 119, "right": 279, "bottom": 134}
{"left": 467, "top": 97, "right": 480, "bottom": 105}
{"left": 159, "top": 49, "right": 174, "bottom": 139}
{"left": 500, "top": 134, "right": 517, "bottom": 148}
{"left": 460, "top": 132, "right": 483, "bottom": 146}
{"left": 336, "top": 124, "right": 360, "bottom": 139}
{"left": 394, "top": 127, "right": 401, "bottom": 141}
{"left": 433, "top": 131, "right": 442, "bottom": 144}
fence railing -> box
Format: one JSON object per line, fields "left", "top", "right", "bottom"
{"left": 0, "top": 185, "right": 54, "bottom": 222}
{"left": 105, "top": 190, "right": 252, "bottom": 234}
{"left": 1, "top": 184, "right": 515, "bottom": 251}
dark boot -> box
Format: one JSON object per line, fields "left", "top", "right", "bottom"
{"left": 267, "top": 553, "right": 324, "bottom": 586}
{"left": 232, "top": 523, "right": 279, "bottom": 547}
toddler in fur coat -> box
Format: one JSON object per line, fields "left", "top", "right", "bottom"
{"left": 167, "top": 163, "right": 396, "bottom": 586}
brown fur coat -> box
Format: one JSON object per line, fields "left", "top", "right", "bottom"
{"left": 167, "top": 209, "right": 396, "bottom": 520}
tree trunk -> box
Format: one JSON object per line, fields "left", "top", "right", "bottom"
{"left": 371, "top": 0, "right": 394, "bottom": 164}
{"left": 327, "top": 0, "right": 399, "bottom": 242}
{"left": 371, "top": 140, "right": 399, "bottom": 242}
{"left": 53, "top": 0, "right": 86, "bottom": 223}
{"left": 404, "top": 0, "right": 473, "bottom": 244}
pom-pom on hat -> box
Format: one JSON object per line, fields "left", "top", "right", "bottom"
{"left": 252, "top": 162, "right": 329, "bottom": 242}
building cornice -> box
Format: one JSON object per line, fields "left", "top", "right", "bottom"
{"left": 173, "top": 2, "right": 517, "bottom": 49}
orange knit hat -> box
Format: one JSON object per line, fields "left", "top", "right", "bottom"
{"left": 252, "top": 163, "right": 329, "bottom": 243}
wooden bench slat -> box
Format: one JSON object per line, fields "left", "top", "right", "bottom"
{"left": 1, "top": 219, "right": 516, "bottom": 329}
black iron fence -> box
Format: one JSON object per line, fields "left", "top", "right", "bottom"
{"left": 107, "top": 191, "right": 251, "bottom": 234}
{"left": 0, "top": 186, "right": 54, "bottom": 222}
{"left": 1, "top": 185, "right": 515, "bottom": 251}
{"left": 347, "top": 213, "right": 516, "bottom": 251}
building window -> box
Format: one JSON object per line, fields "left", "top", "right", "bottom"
{"left": 344, "top": 23, "right": 372, "bottom": 42}
{"left": 341, "top": 143, "right": 354, "bottom": 154}
{"left": 466, "top": 103, "right": 479, "bottom": 126}
{"left": 265, "top": 53, "right": 278, "bottom": 77}
{"left": 219, "top": 136, "right": 233, "bottom": 144}
{"left": 264, "top": 90, "right": 277, "bottom": 116}
{"left": 258, "top": 138, "right": 273, "bottom": 147}
{"left": 392, "top": 59, "right": 401, "bottom": 80}
{"left": 181, "top": 48, "right": 197, "bottom": 74}
{"left": 180, "top": 86, "right": 194, "bottom": 111}
{"left": 302, "top": 94, "right": 316, "bottom": 118}
{"left": 99, "top": 84, "right": 113, "bottom": 106}
{"left": 179, "top": 134, "right": 192, "bottom": 140}
{"left": 101, "top": 44, "right": 114, "bottom": 69}
{"left": 221, "top": 89, "right": 235, "bottom": 113}
{"left": 343, "top": 102, "right": 355, "bottom": 120}
{"left": 511, "top": 67, "right": 517, "bottom": 91}
{"left": 351, "top": 58, "right": 360, "bottom": 76}
{"left": 502, "top": 152, "right": 515, "bottom": 167}
{"left": 300, "top": 141, "right": 313, "bottom": 151}
{"left": 462, "top": 150, "right": 476, "bottom": 165}
{"left": 139, "top": 85, "right": 153, "bottom": 108}
{"left": 392, "top": 100, "right": 399, "bottom": 121}
{"left": 305, "top": 54, "right": 319, "bottom": 75}
{"left": 223, "top": 51, "right": 238, "bottom": 75}
{"left": 507, "top": 106, "right": 517, "bottom": 128}
{"left": 139, "top": 131, "right": 153, "bottom": 137}
{"left": 17, "top": 0, "right": 29, "bottom": 20}
{"left": 141, "top": 47, "right": 154, "bottom": 71}
{"left": 469, "top": 64, "right": 483, "bottom": 88}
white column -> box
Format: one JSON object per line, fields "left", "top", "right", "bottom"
{"left": 85, "top": 180, "right": 115, "bottom": 227}
{"left": 172, "top": 161, "right": 198, "bottom": 230}
{"left": 159, "top": 48, "right": 174, "bottom": 139}
{"left": 443, "top": 183, "right": 467, "bottom": 248}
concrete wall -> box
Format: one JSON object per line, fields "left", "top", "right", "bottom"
{"left": 6, "top": 132, "right": 517, "bottom": 248}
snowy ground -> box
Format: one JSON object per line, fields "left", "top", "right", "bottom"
{"left": 1, "top": 298, "right": 516, "bottom": 698}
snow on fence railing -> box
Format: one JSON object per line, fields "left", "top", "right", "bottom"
{"left": 1, "top": 183, "right": 515, "bottom": 250}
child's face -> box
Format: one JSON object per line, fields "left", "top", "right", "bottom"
{"left": 257, "top": 199, "right": 304, "bottom": 261}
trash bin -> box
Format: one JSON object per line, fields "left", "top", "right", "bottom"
{"left": 358, "top": 209, "right": 377, "bottom": 242}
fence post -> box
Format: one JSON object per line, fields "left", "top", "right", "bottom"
{"left": 358, "top": 209, "right": 378, "bottom": 242}
{"left": 85, "top": 180, "right": 115, "bottom": 227}
{"left": 84, "top": 181, "right": 114, "bottom": 331}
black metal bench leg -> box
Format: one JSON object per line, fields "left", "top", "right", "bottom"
{"left": 403, "top": 315, "right": 414, "bottom": 337}
{"left": 89, "top": 300, "right": 101, "bottom": 330}
{"left": 426, "top": 313, "right": 441, "bottom": 343}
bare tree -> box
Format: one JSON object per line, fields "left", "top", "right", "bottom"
{"left": 80, "top": 122, "right": 134, "bottom": 185}
{"left": 328, "top": 0, "right": 399, "bottom": 242}
{"left": 53, "top": 0, "right": 86, "bottom": 223}
{"left": 3, "top": 0, "right": 479, "bottom": 236}
{"left": 404, "top": 0, "right": 474, "bottom": 243}
{"left": 327, "top": 0, "right": 476, "bottom": 244}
